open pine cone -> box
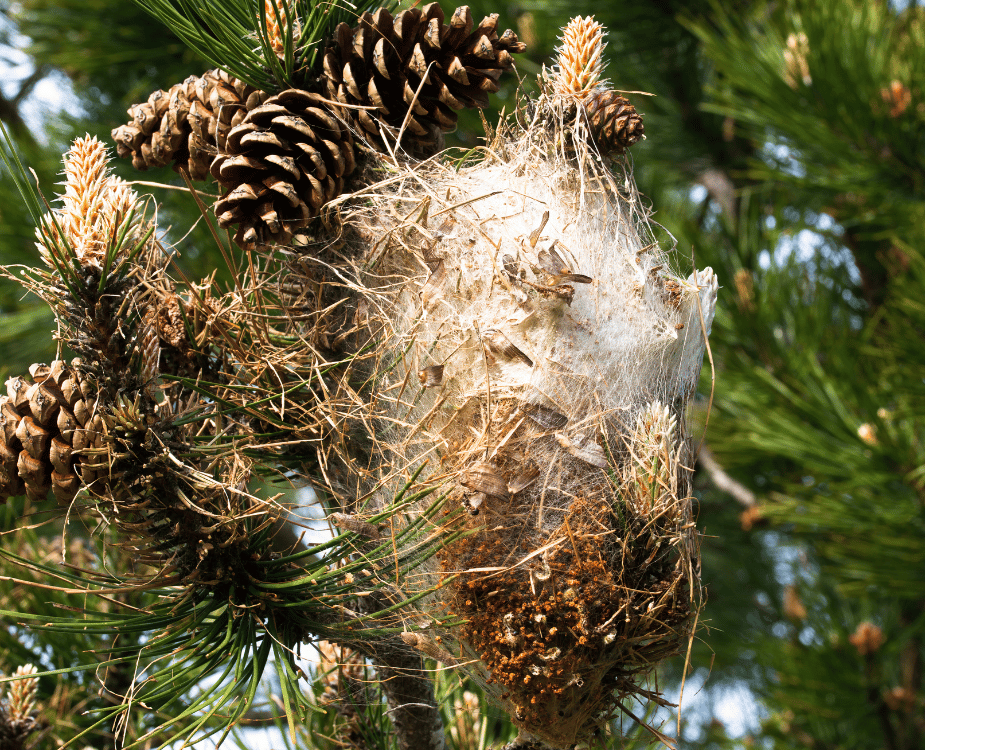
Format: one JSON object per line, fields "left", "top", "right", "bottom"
{"left": 112, "top": 69, "right": 260, "bottom": 180}
{"left": 323, "top": 3, "right": 526, "bottom": 156}
{"left": 211, "top": 89, "right": 356, "bottom": 249}
{"left": 584, "top": 90, "right": 644, "bottom": 153}
{"left": 1, "top": 361, "right": 104, "bottom": 504}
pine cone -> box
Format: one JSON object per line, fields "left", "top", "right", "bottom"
{"left": 211, "top": 89, "right": 356, "bottom": 249}
{"left": 323, "top": 3, "right": 526, "bottom": 156}
{"left": 112, "top": 70, "right": 260, "bottom": 180}
{"left": 584, "top": 90, "right": 644, "bottom": 154}
{"left": 1, "top": 361, "right": 102, "bottom": 505}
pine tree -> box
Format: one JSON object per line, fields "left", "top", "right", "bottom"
{"left": 2, "top": 2, "right": 705, "bottom": 749}
{"left": 0, "top": 1, "right": 923, "bottom": 749}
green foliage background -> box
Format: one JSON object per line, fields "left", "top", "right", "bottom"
{"left": 0, "top": 0, "right": 923, "bottom": 748}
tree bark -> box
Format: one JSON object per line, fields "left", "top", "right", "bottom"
{"left": 369, "top": 636, "right": 446, "bottom": 750}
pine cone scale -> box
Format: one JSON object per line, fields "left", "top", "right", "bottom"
{"left": 50, "top": 437, "right": 74, "bottom": 474}
{"left": 71, "top": 423, "right": 92, "bottom": 452}
{"left": 296, "top": 142, "right": 327, "bottom": 179}
{"left": 52, "top": 472, "right": 78, "bottom": 502}
{"left": 1, "top": 399, "right": 21, "bottom": 441}
{"left": 271, "top": 115, "right": 315, "bottom": 142}
{"left": 372, "top": 38, "right": 394, "bottom": 79}
{"left": 394, "top": 7, "right": 421, "bottom": 48}
{"left": 352, "top": 16, "right": 372, "bottom": 59}
{"left": 223, "top": 123, "right": 258, "bottom": 151}
{"left": 302, "top": 106, "right": 345, "bottom": 139}
{"left": 423, "top": 16, "right": 442, "bottom": 49}
{"left": 129, "top": 103, "right": 158, "bottom": 136}
{"left": 302, "top": 173, "right": 325, "bottom": 208}
{"left": 498, "top": 28, "right": 524, "bottom": 50}
{"left": 469, "top": 33, "right": 496, "bottom": 62}
{"left": 27, "top": 383, "right": 60, "bottom": 424}
{"left": 261, "top": 178, "right": 302, "bottom": 207}
{"left": 16, "top": 417, "right": 49, "bottom": 461}
{"left": 216, "top": 182, "right": 262, "bottom": 213}
{"left": 445, "top": 6, "right": 472, "bottom": 46}
{"left": 407, "top": 45, "right": 430, "bottom": 78}
{"left": 367, "top": 77, "right": 393, "bottom": 116}
{"left": 331, "top": 139, "right": 355, "bottom": 177}
{"left": 240, "top": 129, "right": 289, "bottom": 151}
{"left": 263, "top": 153, "right": 301, "bottom": 180}
{"left": 56, "top": 407, "right": 76, "bottom": 441}
{"left": 0, "top": 421, "right": 18, "bottom": 459}
{"left": 342, "top": 63, "right": 365, "bottom": 100}
{"left": 257, "top": 203, "right": 280, "bottom": 232}
{"left": 444, "top": 56, "right": 471, "bottom": 86}
{"left": 212, "top": 154, "right": 265, "bottom": 184}
{"left": 7, "top": 376, "right": 30, "bottom": 410}
{"left": 72, "top": 397, "right": 92, "bottom": 428}
{"left": 18, "top": 451, "right": 48, "bottom": 491}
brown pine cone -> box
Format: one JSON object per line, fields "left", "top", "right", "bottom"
{"left": 112, "top": 70, "right": 260, "bottom": 180}
{"left": 1, "top": 361, "right": 102, "bottom": 505}
{"left": 211, "top": 89, "right": 356, "bottom": 249}
{"left": 584, "top": 90, "right": 644, "bottom": 154}
{"left": 323, "top": 3, "right": 526, "bottom": 156}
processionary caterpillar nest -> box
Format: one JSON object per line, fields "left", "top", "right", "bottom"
{"left": 341, "top": 86, "right": 717, "bottom": 747}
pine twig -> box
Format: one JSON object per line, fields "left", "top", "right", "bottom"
{"left": 355, "top": 586, "right": 445, "bottom": 750}
{"left": 697, "top": 445, "right": 756, "bottom": 508}
{"left": 696, "top": 167, "right": 737, "bottom": 225}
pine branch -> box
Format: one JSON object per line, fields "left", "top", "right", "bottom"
{"left": 358, "top": 589, "right": 446, "bottom": 750}
{"left": 695, "top": 167, "right": 737, "bottom": 225}
{"left": 697, "top": 444, "right": 756, "bottom": 508}
{"left": 370, "top": 637, "right": 446, "bottom": 750}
